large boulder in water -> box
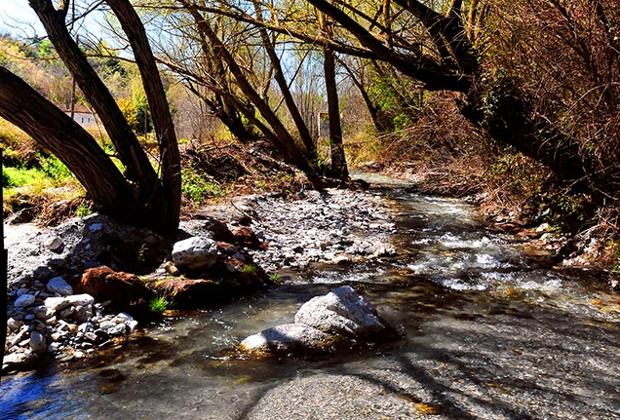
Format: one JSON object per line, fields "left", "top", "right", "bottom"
{"left": 240, "top": 286, "right": 391, "bottom": 355}
{"left": 294, "top": 286, "right": 386, "bottom": 337}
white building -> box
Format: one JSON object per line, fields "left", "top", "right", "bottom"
{"left": 65, "top": 111, "right": 98, "bottom": 129}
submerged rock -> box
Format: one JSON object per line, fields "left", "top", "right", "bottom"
{"left": 240, "top": 323, "right": 336, "bottom": 353}
{"left": 172, "top": 237, "right": 218, "bottom": 271}
{"left": 240, "top": 286, "right": 391, "bottom": 355}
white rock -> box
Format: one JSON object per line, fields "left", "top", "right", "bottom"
{"left": 240, "top": 286, "right": 389, "bottom": 355}
{"left": 45, "top": 297, "right": 70, "bottom": 312}
{"left": 126, "top": 320, "right": 139, "bottom": 332}
{"left": 294, "top": 286, "right": 385, "bottom": 337}
{"left": 46, "top": 277, "right": 73, "bottom": 296}
{"left": 114, "top": 312, "right": 134, "bottom": 322}
{"left": 66, "top": 294, "right": 95, "bottom": 307}
{"left": 172, "top": 237, "right": 218, "bottom": 270}
{"left": 2, "top": 352, "right": 31, "bottom": 369}
{"left": 14, "top": 294, "right": 35, "bottom": 307}
{"left": 78, "top": 322, "right": 94, "bottom": 333}
{"left": 29, "top": 331, "right": 47, "bottom": 354}
{"left": 7, "top": 317, "right": 23, "bottom": 332}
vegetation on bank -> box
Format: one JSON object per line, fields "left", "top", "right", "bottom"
{"left": 1, "top": 0, "right": 619, "bottom": 274}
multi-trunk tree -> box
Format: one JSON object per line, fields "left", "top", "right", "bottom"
{"left": 0, "top": 0, "right": 181, "bottom": 235}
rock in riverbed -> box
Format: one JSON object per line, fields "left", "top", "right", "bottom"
{"left": 240, "top": 286, "right": 391, "bottom": 354}
{"left": 172, "top": 237, "right": 219, "bottom": 271}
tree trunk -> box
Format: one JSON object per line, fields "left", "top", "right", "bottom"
{"left": 106, "top": 0, "right": 182, "bottom": 235}
{"left": 192, "top": 11, "right": 320, "bottom": 179}
{"left": 28, "top": 0, "right": 158, "bottom": 192}
{"left": 324, "top": 46, "right": 349, "bottom": 181}
{"left": 253, "top": 1, "right": 317, "bottom": 160}
{"left": 0, "top": 67, "right": 147, "bottom": 221}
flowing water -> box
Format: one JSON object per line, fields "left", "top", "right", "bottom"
{"left": 2, "top": 178, "right": 620, "bottom": 419}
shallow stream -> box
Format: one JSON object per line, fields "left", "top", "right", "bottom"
{"left": 2, "top": 176, "right": 620, "bottom": 419}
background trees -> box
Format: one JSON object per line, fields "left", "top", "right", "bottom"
{"left": 1, "top": 0, "right": 619, "bottom": 236}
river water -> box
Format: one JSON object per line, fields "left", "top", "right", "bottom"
{"left": 2, "top": 178, "right": 620, "bottom": 419}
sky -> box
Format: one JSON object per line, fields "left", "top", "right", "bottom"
{"left": 0, "top": 1, "right": 104, "bottom": 39}
{"left": 0, "top": 1, "right": 45, "bottom": 36}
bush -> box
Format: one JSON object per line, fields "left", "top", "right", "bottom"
{"left": 181, "top": 167, "right": 224, "bottom": 204}
{"left": 149, "top": 296, "right": 169, "bottom": 313}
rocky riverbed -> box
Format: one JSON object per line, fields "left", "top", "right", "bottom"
{"left": 247, "top": 188, "right": 397, "bottom": 271}
{"left": 3, "top": 187, "right": 398, "bottom": 373}
{"left": 2, "top": 181, "right": 619, "bottom": 419}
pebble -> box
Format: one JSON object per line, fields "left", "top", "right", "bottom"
{"left": 45, "top": 236, "right": 65, "bottom": 253}
{"left": 14, "top": 294, "right": 36, "bottom": 307}
{"left": 29, "top": 331, "right": 47, "bottom": 354}
{"left": 245, "top": 189, "right": 396, "bottom": 271}
{"left": 7, "top": 318, "right": 23, "bottom": 331}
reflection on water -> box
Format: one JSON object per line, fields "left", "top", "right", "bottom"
{"left": 2, "top": 186, "right": 620, "bottom": 419}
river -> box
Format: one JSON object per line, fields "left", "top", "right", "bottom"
{"left": 2, "top": 177, "right": 619, "bottom": 419}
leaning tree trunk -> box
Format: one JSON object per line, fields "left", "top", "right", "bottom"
{"left": 324, "top": 45, "right": 349, "bottom": 181}
{"left": 0, "top": 67, "right": 147, "bottom": 221}
{"left": 28, "top": 0, "right": 158, "bottom": 192}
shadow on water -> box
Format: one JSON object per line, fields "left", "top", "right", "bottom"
{"left": 2, "top": 183, "right": 620, "bottom": 419}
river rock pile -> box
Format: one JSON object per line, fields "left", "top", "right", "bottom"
{"left": 4, "top": 275, "right": 139, "bottom": 373}
{"left": 240, "top": 286, "right": 391, "bottom": 354}
{"left": 247, "top": 189, "right": 397, "bottom": 271}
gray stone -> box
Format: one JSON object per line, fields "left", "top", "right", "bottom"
{"left": 33, "top": 305, "right": 54, "bottom": 320}
{"left": 29, "top": 331, "right": 47, "bottom": 354}
{"left": 45, "top": 236, "right": 65, "bottom": 253}
{"left": 2, "top": 352, "right": 33, "bottom": 371}
{"left": 241, "top": 286, "right": 389, "bottom": 355}
{"left": 78, "top": 322, "right": 94, "bottom": 333}
{"left": 171, "top": 237, "right": 218, "bottom": 270}
{"left": 7, "top": 317, "right": 23, "bottom": 332}
{"left": 109, "top": 324, "right": 127, "bottom": 336}
{"left": 99, "top": 320, "right": 115, "bottom": 331}
{"left": 14, "top": 294, "right": 36, "bottom": 307}
{"left": 240, "top": 323, "right": 335, "bottom": 354}
{"left": 113, "top": 312, "right": 134, "bottom": 323}
{"left": 294, "top": 286, "right": 385, "bottom": 337}
{"left": 46, "top": 276, "right": 73, "bottom": 296}
{"left": 60, "top": 307, "right": 76, "bottom": 319}
{"left": 73, "top": 305, "right": 93, "bottom": 323}
{"left": 126, "top": 320, "right": 139, "bottom": 332}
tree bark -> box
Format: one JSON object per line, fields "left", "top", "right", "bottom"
{"left": 324, "top": 46, "right": 348, "bottom": 180}
{"left": 106, "top": 0, "right": 182, "bottom": 234}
